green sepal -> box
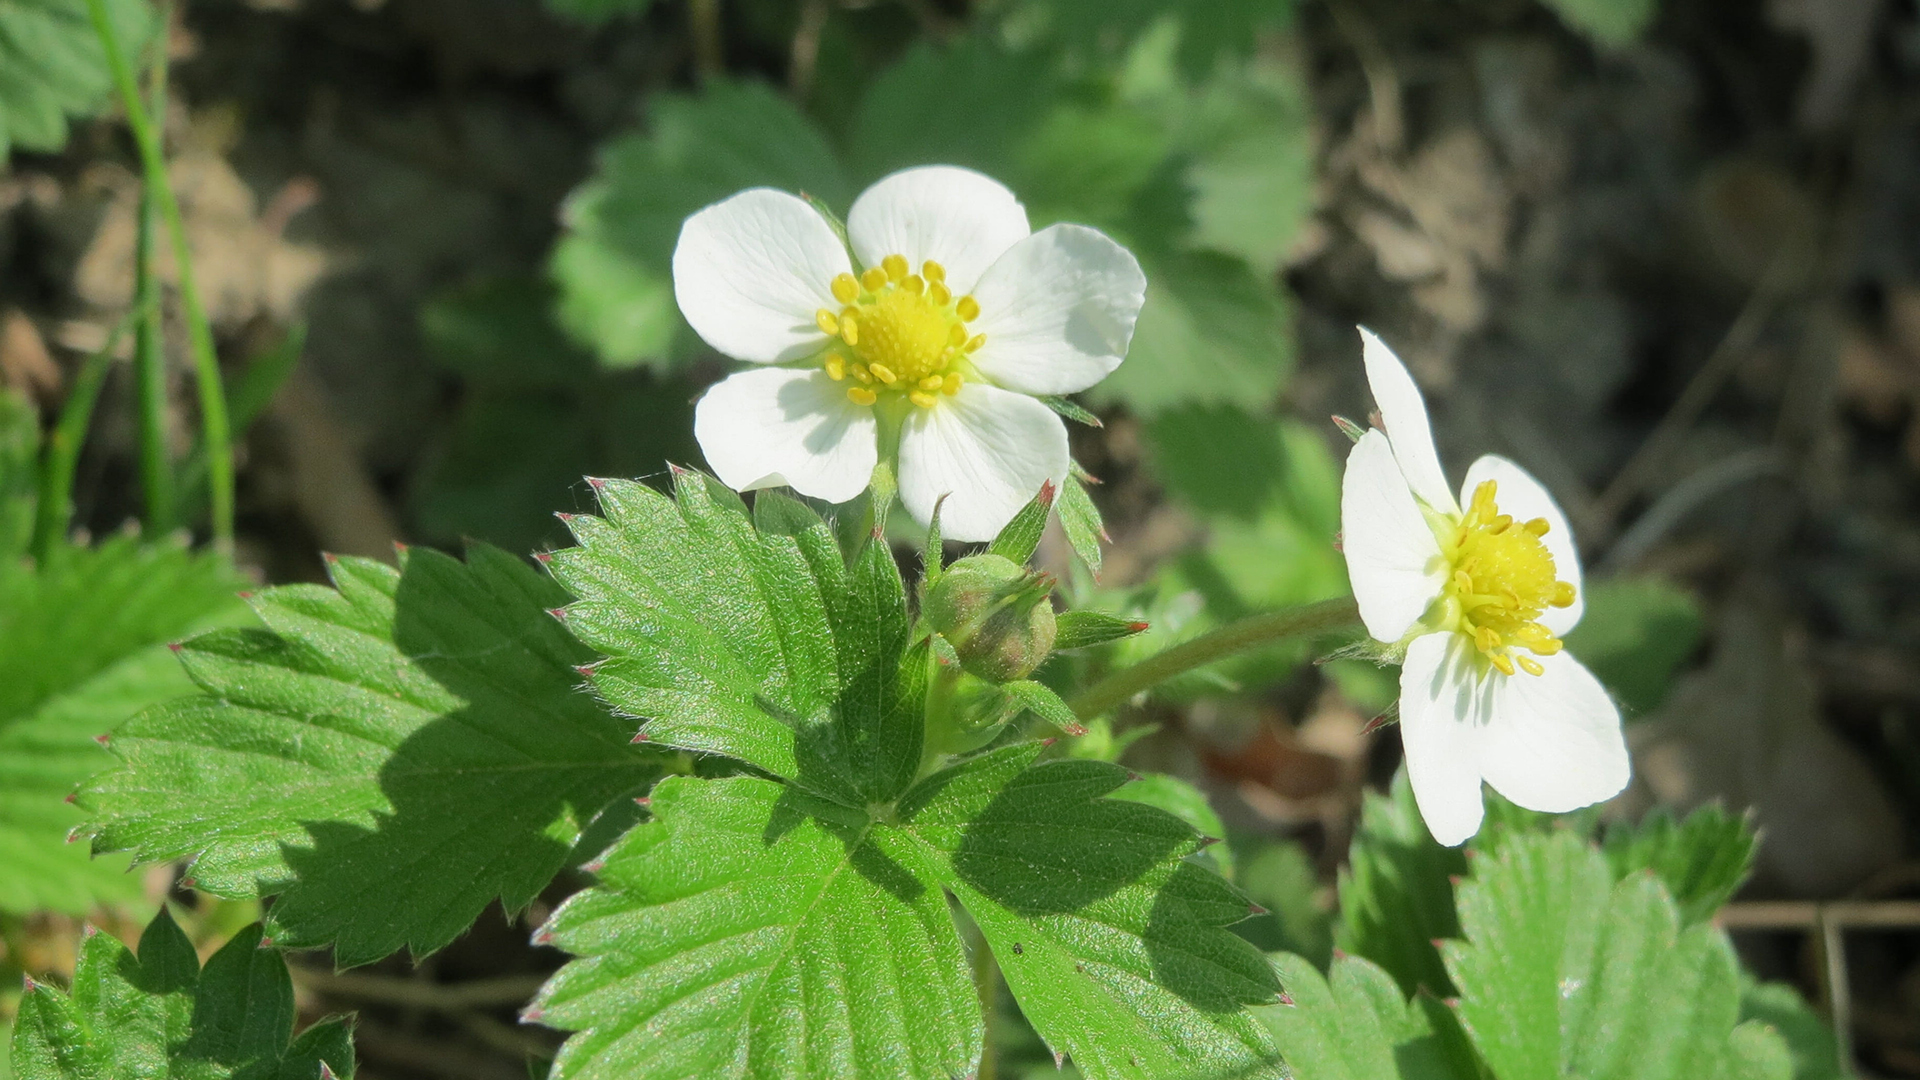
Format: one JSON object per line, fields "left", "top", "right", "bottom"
{"left": 1058, "top": 473, "right": 1105, "bottom": 576}
{"left": 1053, "top": 610, "right": 1149, "bottom": 651}
{"left": 1000, "top": 678, "right": 1086, "bottom": 736}
{"left": 1038, "top": 395, "right": 1104, "bottom": 428}
{"left": 988, "top": 481, "right": 1056, "bottom": 564}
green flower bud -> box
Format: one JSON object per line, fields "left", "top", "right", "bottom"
{"left": 921, "top": 553, "right": 1057, "bottom": 683}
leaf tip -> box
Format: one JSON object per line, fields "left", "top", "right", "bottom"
{"left": 1039, "top": 737, "right": 1057, "bottom": 748}
{"left": 1060, "top": 722, "right": 1087, "bottom": 737}
{"left": 587, "top": 476, "right": 608, "bottom": 490}
{"left": 1247, "top": 902, "right": 1270, "bottom": 916}
{"left": 1127, "top": 620, "right": 1150, "bottom": 632}
{"left": 581, "top": 858, "right": 606, "bottom": 874}
{"left": 1053, "top": 1049, "right": 1067, "bottom": 1069}
{"left": 1276, "top": 990, "right": 1295, "bottom": 1006}
{"left": 521, "top": 1004, "right": 547, "bottom": 1024}
{"left": 574, "top": 663, "right": 597, "bottom": 678}
{"left": 1038, "top": 479, "right": 1057, "bottom": 507}
{"left": 630, "top": 729, "right": 649, "bottom": 744}
{"left": 534, "top": 551, "right": 554, "bottom": 564}
{"left": 1125, "top": 770, "right": 1143, "bottom": 782}
{"left": 1332, "top": 531, "right": 1344, "bottom": 553}
{"left": 1357, "top": 711, "right": 1393, "bottom": 736}
{"left": 236, "top": 590, "right": 253, "bottom": 600}
{"left": 82, "top": 922, "right": 97, "bottom": 939}
{"left": 321, "top": 551, "right": 339, "bottom": 564}
{"left": 319, "top": 1065, "right": 339, "bottom": 1080}
{"left": 22, "top": 974, "right": 37, "bottom": 992}
{"left": 63, "top": 791, "right": 77, "bottom": 804}
{"left": 634, "top": 795, "right": 651, "bottom": 807}
{"left": 532, "top": 928, "right": 556, "bottom": 947}
{"left": 93, "top": 733, "right": 111, "bottom": 747}
{"left": 1198, "top": 835, "right": 1223, "bottom": 849}
{"left": 555, "top": 512, "right": 576, "bottom": 523}
{"left": 547, "top": 607, "right": 570, "bottom": 622}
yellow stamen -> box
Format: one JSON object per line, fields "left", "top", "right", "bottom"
{"left": 882, "top": 254, "right": 909, "bottom": 282}
{"left": 846, "top": 386, "right": 877, "bottom": 406}
{"left": 840, "top": 316, "right": 859, "bottom": 346}
{"left": 964, "top": 334, "right": 985, "bottom": 352}
{"left": 904, "top": 275, "right": 925, "bottom": 295}
{"left": 955, "top": 295, "right": 980, "bottom": 321}
{"left": 824, "top": 355, "right": 846, "bottom": 381}
{"left": 922, "top": 260, "right": 945, "bottom": 283}
{"left": 852, "top": 364, "right": 873, "bottom": 384}
{"left": 919, "top": 374, "right": 945, "bottom": 390}
{"left": 815, "top": 309, "right": 840, "bottom": 336}
{"left": 929, "top": 281, "right": 952, "bottom": 306}
{"left": 948, "top": 324, "right": 967, "bottom": 347}
{"left": 1443, "top": 478, "right": 1578, "bottom": 678}
{"left": 861, "top": 267, "right": 888, "bottom": 292}
{"left": 909, "top": 391, "right": 939, "bottom": 408}
{"left": 943, "top": 373, "right": 962, "bottom": 395}
{"left": 869, "top": 362, "right": 898, "bottom": 386}
{"left": 831, "top": 273, "right": 860, "bottom": 305}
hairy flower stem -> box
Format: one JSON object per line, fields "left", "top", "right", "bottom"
{"left": 1067, "top": 597, "right": 1362, "bottom": 720}
{"left": 132, "top": 12, "right": 173, "bottom": 534}
{"left": 88, "top": 0, "right": 235, "bottom": 553}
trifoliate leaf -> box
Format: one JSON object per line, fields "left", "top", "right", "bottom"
{"left": 0, "top": 536, "right": 246, "bottom": 915}
{"left": 1440, "top": 831, "right": 1793, "bottom": 1080}
{"left": 0, "top": 0, "right": 154, "bottom": 159}
{"left": 1537, "top": 0, "right": 1659, "bottom": 47}
{"left": 1603, "top": 804, "right": 1756, "bottom": 926}
{"left": 849, "top": 39, "right": 1057, "bottom": 183}
{"left": 1258, "top": 952, "right": 1480, "bottom": 1080}
{"left": 81, "top": 544, "right": 659, "bottom": 967}
{"left": 536, "top": 743, "right": 1283, "bottom": 1080}
{"left": 1564, "top": 577, "right": 1703, "bottom": 717}
{"left": 1090, "top": 251, "right": 1291, "bottom": 416}
{"left": 553, "top": 80, "right": 849, "bottom": 370}
{"left": 10, "top": 908, "right": 355, "bottom": 1079}
{"left": 551, "top": 475, "right": 922, "bottom": 805}
{"left": 1335, "top": 771, "right": 1467, "bottom": 998}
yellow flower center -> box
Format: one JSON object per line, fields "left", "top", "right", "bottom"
{"left": 1440, "top": 479, "right": 1577, "bottom": 677}
{"left": 815, "top": 254, "right": 984, "bottom": 409}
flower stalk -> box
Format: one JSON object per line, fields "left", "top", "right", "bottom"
{"left": 1067, "top": 596, "right": 1361, "bottom": 721}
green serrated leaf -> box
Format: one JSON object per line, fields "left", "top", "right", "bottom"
{"left": 1739, "top": 978, "right": 1852, "bottom": 1080}
{"left": 1257, "top": 952, "right": 1479, "bottom": 1080}
{"left": 81, "top": 544, "right": 658, "bottom": 967}
{"left": 850, "top": 38, "right": 1057, "bottom": 183}
{"left": 1335, "top": 770, "right": 1467, "bottom": 998}
{"left": 0, "top": 536, "right": 246, "bottom": 915}
{"left": 537, "top": 744, "right": 1282, "bottom": 1079}
{"left": 1111, "top": 771, "right": 1231, "bottom": 879}
{"left": 1234, "top": 840, "right": 1332, "bottom": 967}
{"left": 0, "top": 0, "right": 154, "bottom": 159}
{"left": 12, "top": 909, "right": 355, "bottom": 1079}
{"left": 988, "top": 482, "right": 1055, "bottom": 565}
{"left": 1441, "top": 831, "right": 1793, "bottom": 1080}
{"left": 553, "top": 80, "right": 849, "bottom": 370}
{"left": 551, "top": 471, "right": 919, "bottom": 805}
{"left": 1603, "top": 805, "right": 1756, "bottom": 926}
{"left": 1057, "top": 474, "right": 1105, "bottom": 577}
{"left": 1052, "top": 610, "right": 1147, "bottom": 651}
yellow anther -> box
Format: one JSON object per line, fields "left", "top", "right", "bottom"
{"left": 943, "top": 373, "right": 963, "bottom": 395}
{"left": 815, "top": 309, "right": 840, "bottom": 336}
{"left": 955, "top": 295, "right": 980, "bottom": 321}
{"left": 964, "top": 334, "right": 986, "bottom": 352}
{"left": 919, "top": 374, "right": 945, "bottom": 390}
{"left": 882, "top": 254, "right": 909, "bottom": 281}
{"left": 948, "top": 324, "right": 968, "bottom": 347}
{"left": 852, "top": 365, "right": 873, "bottom": 384}
{"left": 909, "top": 391, "right": 939, "bottom": 408}
{"left": 831, "top": 273, "right": 860, "bottom": 305}
{"left": 1525, "top": 518, "right": 1550, "bottom": 536}
{"left": 861, "top": 267, "right": 888, "bottom": 292}
{"left": 1551, "top": 581, "right": 1577, "bottom": 608}
{"left": 1490, "top": 653, "right": 1517, "bottom": 676}
{"left": 929, "top": 281, "right": 952, "bottom": 306}
{"left": 840, "top": 316, "right": 859, "bottom": 346}
{"left": 824, "top": 355, "right": 847, "bottom": 381}
{"left": 1533, "top": 637, "right": 1564, "bottom": 656}
{"left": 1444, "top": 476, "right": 1575, "bottom": 677}
{"left": 1516, "top": 655, "right": 1545, "bottom": 677}
{"left": 922, "top": 260, "right": 945, "bottom": 283}
{"left": 847, "top": 386, "right": 877, "bottom": 406}
{"left": 869, "top": 362, "right": 898, "bottom": 386}
{"left": 904, "top": 275, "right": 925, "bottom": 295}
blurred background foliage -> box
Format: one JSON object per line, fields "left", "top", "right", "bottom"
{"left": 4, "top": 0, "right": 1919, "bottom": 1074}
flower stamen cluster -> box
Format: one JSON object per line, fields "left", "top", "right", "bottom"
{"left": 817, "top": 256, "right": 983, "bottom": 408}
{"left": 1439, "top": 479, "right": 1578, "bottom": 677}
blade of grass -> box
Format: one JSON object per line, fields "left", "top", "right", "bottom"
{"left": 32, "top": 317, "right": 134, "bottom": 560}
{"left": 87, "top": 0, "right": 234, "bottom": 552}
{"left": 132, "top": 5, "right": 174, "bottom": 534}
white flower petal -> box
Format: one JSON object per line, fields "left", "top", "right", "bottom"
{"left": 1342, "top": 430, "right": 1447, "bottom": 643}
{"left": 1398, "top": 633, "right": 1489, "bottom": 847}
{"left": 673, "top": 188, "right": 851, "bottom": 364}
{"left": 847, "top": 166, "right": 1030, "bottom": 294}
{"left": 1461, "top": 454, "right": 1585, "bottom": 635}
{"left": 1477, "top": 651, "right": 1629, "bottom": 814}
{"left": 693, "top": 367, "right": 877, "bottom": 504}
{"left": 966, "top": 224, "right": 1148, "bottom": 397}
{"left": 1360, "top": 327, "right": 1457, "bottom": 514}
{"left": 897, "top": 382, "right": 1068, "bottom": 543}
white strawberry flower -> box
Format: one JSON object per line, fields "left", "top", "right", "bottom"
{"left": 1341, "top": 328, "right": 1630, "bottom": 846}
{"left": 678, "top": 165, "right": 1146, "bottom": 542}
